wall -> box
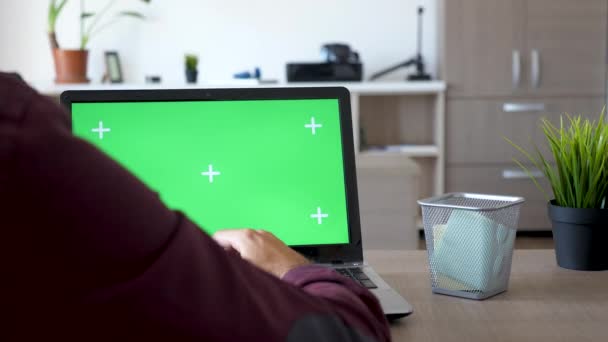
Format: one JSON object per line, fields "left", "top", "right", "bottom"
{"left": 0, "top": 0, "right": 437, "bottom": 84}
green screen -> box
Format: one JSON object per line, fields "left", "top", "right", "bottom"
{"left": 72, "top": 99, "right": 350, "bottom": 246}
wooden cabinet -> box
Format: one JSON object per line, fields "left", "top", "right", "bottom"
{"left": 525, "top": 0, "right": 607, "bottom": 96}
{"left": 441, "top": 0, "right": 607, "bottom": 230}
{"left": 446, "top": 97, "right": 606, "bottom": 164}
{"left": 445, "top": 96, "right": 605, "bottom": 229}
{"left": 443, "top": 0, "right": 607, "bottom": 98}
{"left": 443, "top": 0, "right": 526, "bottom": 97}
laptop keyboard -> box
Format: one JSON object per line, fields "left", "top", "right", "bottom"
{"left": 335, "top": 267, "right": 378, "bottom": 289}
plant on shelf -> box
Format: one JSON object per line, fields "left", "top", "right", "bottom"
{"left": 48, "top": 0, "right": 151, "bottom": 83}
{"left": 185, "top": 54, "right": 199, "bottom": 84}
{"left": 506, "top": 110, "right": 608, "bottom": 271}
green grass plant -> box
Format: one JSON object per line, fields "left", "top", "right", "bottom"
{"left": 505, "top": 110, "right": 608, "bottom": 209}
{"left": 185, "top": 54, "right": 199, "bottom": 71}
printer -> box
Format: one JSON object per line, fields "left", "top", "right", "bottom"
{"left": 286, "top": 43, "right": 363, "bottom": 82}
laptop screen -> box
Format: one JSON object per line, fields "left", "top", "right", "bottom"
{"left": 71, "top": 98, "right": 350, "bottom": 246}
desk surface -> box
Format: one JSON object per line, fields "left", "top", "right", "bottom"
{"left": 364, "top": 249, "right": 608, "bottom": 342}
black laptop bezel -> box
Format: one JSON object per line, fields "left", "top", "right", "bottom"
{"left": 61, "top": 87, "right": 364, "bottom": 263}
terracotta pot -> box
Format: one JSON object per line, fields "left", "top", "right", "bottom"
{"left": 52, "top": 49, "right": 90, "bottom": 84}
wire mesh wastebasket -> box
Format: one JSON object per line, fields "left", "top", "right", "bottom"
{"left": 418, "top": 193, "right": 525, "bottom": 300}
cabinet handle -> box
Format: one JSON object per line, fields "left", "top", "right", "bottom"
{"left": 531, "top": 49, "right": 541, "bottom": 88}
{"left": 512, "top": 50, "right": 521, "bottom": 89}
{"left": 502, "top": 102, "right": 546, "bottom": 113}
{"left": 502, "top": 169, "right": 544, "bottom": 179}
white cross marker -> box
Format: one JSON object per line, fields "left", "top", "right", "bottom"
{"left": 91, "top": 121, "right": 111, "bottom": 139}
{"left": 201, "top": 164, "right": 221, "bottom": 183}
{"left": 310, "top": 207, "right": 329, "bottom": 224}
{"left": 305, "top": 117, "right": 323, "bottom": 135}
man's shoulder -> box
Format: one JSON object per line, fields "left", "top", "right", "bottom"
{"left": 0, "top": 72, "right": 37, "bottom": 122}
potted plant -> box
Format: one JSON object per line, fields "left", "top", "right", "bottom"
{"left": 48, "top": 0, "right": 150, "bottom": 83}
{"left": 185, "top": 54, "right": 199, "bottom": 84}
{"left": 506, "top": 111, "right": 608, "bottom": 271}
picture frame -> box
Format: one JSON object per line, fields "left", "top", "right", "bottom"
{"left": 104, "top": 51, "right": 123, "bottom": 83}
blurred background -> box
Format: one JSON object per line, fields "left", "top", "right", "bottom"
{"left": 2, "top": 0, "right": 606, "bottom": 251}
{"left": 0, "top": 0, "right": 437, "bottom": 83}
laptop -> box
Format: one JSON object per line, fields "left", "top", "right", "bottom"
{"left": 61, "top": 87, "right": 413, "bottom": 320}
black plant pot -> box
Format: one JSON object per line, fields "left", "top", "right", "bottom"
{"left": 185, "top": 69, "right": 198, "bottom": 84}
{"left": 548, "top": 201, "right": 608, "bottom": 271}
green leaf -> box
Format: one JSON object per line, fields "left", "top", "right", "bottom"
{"left": 506, "top": 110, "right": 608, "bottom": 208}
{"left": 513, "top": 158, "right": 551, "bottom": 202}
{"left": 185, "top": 54, "right": 199, "bottom": 70}
{"left": 49, "top": 0, "right": 69, "bottom": 32}
{"left": 56, "top": 0, "right": 68, "bottom": 14}
{"left": 504, "top": 136, "right": 544, "bottom": 174}
{"left": 118, "top": 11, "right": 146, "bottom": 20}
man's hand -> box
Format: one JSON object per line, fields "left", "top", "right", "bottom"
{"left": 213, "top": 229, "right": 310, "bottom": 278}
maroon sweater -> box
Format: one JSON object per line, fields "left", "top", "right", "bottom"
{"left": 0, "top": 73, "right": 390, "bottom": 341}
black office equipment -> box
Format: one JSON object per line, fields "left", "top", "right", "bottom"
{"left": 370, "top": 7, "right": 431, "bottom": 81}
{"left": 320, "top": 43, "right": 360, "bottom": 64}
{"left": 287, "top": 43, "right": 363, "bottom": 82}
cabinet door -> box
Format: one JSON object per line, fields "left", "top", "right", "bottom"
{"left": 446, "top": 97, "right": 605, "bottom": 164}
{"left": 443, "top": 0, "right": 526, "bottom": 98}
{"left": 525, "top": 0, "right": 607, "bottom": 96}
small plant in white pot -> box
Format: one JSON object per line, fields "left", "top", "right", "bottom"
{"left": 506, "top": 111, "right": 608, "bottom": 271}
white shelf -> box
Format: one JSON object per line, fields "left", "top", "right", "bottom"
{"left": 352, "top": 88, "right": 445, "bottom": 196}
{"left": 360, "top": 145, "right": 440, "bottom": 158}
{"left": 34, "top": 80, "right": 447, "bottom": 97}
{"left": 286, "top": 81, "right": 446, "bottom": 95}
{"left": 342, "top": 81, "right": 446, "bottom": 95}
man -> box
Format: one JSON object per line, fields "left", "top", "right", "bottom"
{"left": 0, "top": 73, "right": 390, "bottom": 341}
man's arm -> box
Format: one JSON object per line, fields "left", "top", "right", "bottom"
{"left": 0, "top": 73, "right": 390, "bottom": 341}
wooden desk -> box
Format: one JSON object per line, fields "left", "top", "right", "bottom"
{"left": 364, "top": 250, "right": 608, "bottom": 341}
